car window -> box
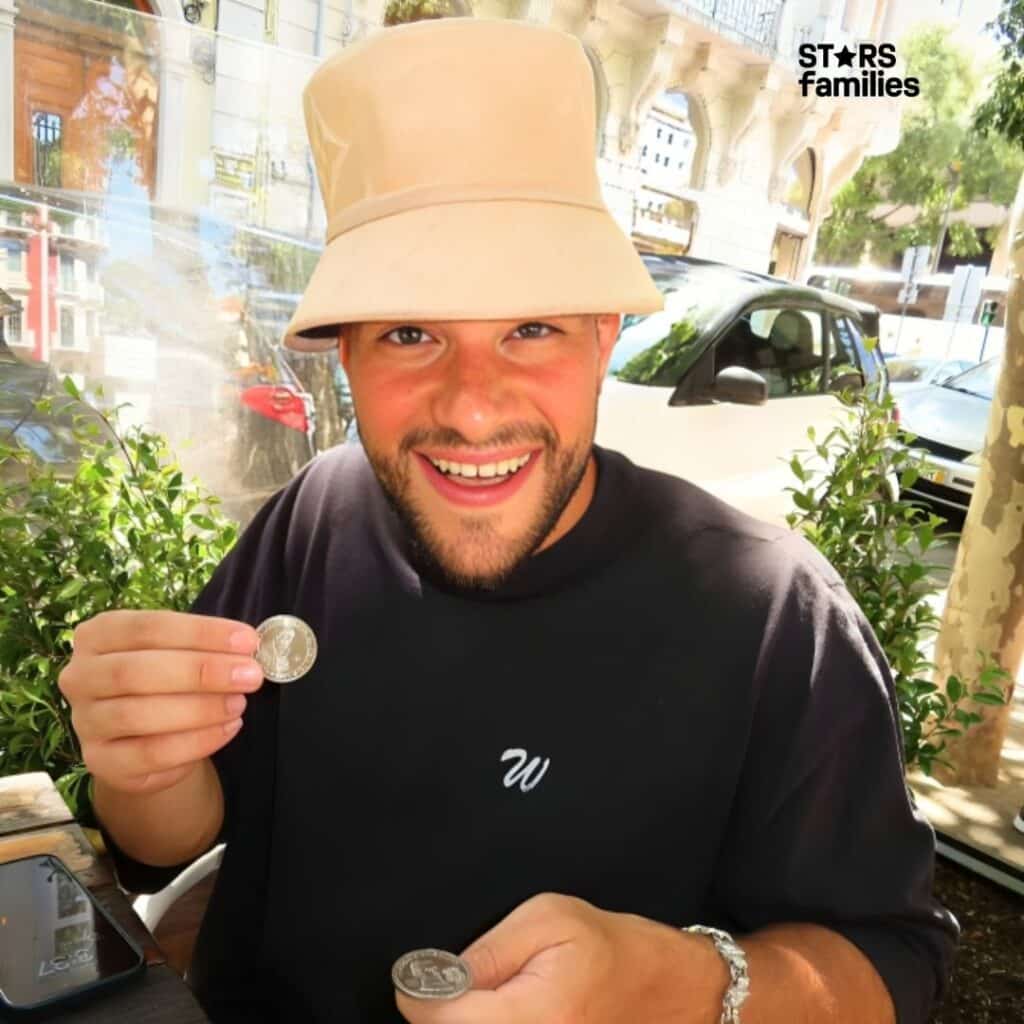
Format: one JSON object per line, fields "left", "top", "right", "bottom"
{"left": 828, "top": 317, "right": 867, "bottom": 391}
{"left": 887, "top": 359, "right": 936, "bottom": 383}
{"left": 939, "top": 358, "right": 998, "bottom": 400}
{"left": 713, "top": 307, "right": 825, "bottom": 398}
{"left": 609, "top": 268, "right": 744, "bottom": 385}
{"left": 934, "top": 360, "right": 973, "bottom": 383}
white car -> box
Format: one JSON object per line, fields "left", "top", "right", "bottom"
{"left": 886, "top": 356, "right": 975, "bottom": 396}
{"left": 596, "top": 256, "right": 889, "bottom": 528}
{"left": 894, "top": 357, "right": 998, "bottom": 517}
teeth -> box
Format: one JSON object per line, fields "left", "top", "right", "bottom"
{"left": 427, "top": 452, "right": 533, "bottom": 479}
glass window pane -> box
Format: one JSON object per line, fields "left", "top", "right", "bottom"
{"left": 59, "top": 307, "right": 74, "bottom": 347}
{"left": 718, "top": 308, "right": 824, "bottom": 398}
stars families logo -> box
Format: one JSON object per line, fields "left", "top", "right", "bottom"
{"left": 798, "top": 43, "right": 920, "bottom": 99}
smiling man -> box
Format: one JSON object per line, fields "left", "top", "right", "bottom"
{"left": 340, "top": 314, "right": 621, "bottom": 591}
{"left": 66, "top": 16, "right": 959, "bottom": 1024}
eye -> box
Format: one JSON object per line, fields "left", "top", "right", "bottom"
{"left": 512, "top": 322, "right": 561, "bottom": 339}
{"left": 381, "top": 326, "right": 435, "bottom": 347}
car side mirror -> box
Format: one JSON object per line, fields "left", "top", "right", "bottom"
{"left": 831, "top": 371, "right": 865, "bottom": 392}
{"left": 712, "top": 366, "right": 768, "bottom": 406}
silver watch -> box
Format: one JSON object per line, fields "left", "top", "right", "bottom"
{"left": 682, "top": 925, "right": 750, "bottom": 1024}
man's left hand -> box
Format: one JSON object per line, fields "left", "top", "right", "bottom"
{"left": 394, "top": 892, "right": 728, "bottom": 1024}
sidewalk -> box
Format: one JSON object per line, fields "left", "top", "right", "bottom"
{"left": 905, "top": 585, "right": 1024, "bottom": 894}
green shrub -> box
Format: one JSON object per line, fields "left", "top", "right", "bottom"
{"left": 383, "top": 0, "right": 468, "bottom": 25}
{"left": 784, "top": 382, "right": 1009, "bottom": 776}
{"left": 0, "top": 379, "right": 238, "bottom": 820}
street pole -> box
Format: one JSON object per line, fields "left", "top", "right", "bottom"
{"left": 895, "top": 290, "right": 909, "bottom": 353}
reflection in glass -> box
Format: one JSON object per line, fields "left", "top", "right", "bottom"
{"left": 32, "top": 113, "right": 63, "bottom": 189}
{"left": 4, "top": 0, "right": 374, "bottom": 527}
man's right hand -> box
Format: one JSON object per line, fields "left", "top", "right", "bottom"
{"left": 59, "top": 610, "right": 263, "bottom": 797}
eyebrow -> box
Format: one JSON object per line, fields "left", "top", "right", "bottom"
{"left": 362, "top": 316, "right": 590, "bottom": 332}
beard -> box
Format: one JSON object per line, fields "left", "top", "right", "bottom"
{"left": 361, "top": 421, "right": 593, "bottom": 592}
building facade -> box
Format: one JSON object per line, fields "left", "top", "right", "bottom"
{"left": 1, "top": 0, "right": 922, "bottom": 376}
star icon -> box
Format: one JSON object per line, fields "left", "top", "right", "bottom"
{"left": 835, "top": 45, "right": 856, "bottom": 68}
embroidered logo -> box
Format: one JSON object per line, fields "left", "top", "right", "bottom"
{"left": 501, "top": 748, "right": 550, "bottom": 793}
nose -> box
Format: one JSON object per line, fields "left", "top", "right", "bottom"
{"left": 429, "top": 339, "right": 514, "bottom": 442}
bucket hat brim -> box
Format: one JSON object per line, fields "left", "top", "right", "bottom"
{"left": 283, "top": 198, "right": 665, "bottom": 352}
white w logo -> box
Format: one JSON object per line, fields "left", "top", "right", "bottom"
{"left": 501, "top": 748, "right": 551, "bottom": 793}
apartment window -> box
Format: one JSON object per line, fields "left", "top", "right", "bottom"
{"left": 60, "top": 252, "right": 75, "bottom": 292}
{"left": 656, "top": 127, "right": 662, "bottom": 139}
{"left": 668, "top": 132, "right": 674, "bottom": 144}
{"left": 5, "top": 243, "right": 22, "bottom": 273}
{"left": 5, "top": 306, "right": 22, "bottom": 344}
{"left": 32, "top": 111, "right": 63, "bottom": 188}
{"left": 641, "top": 144, "right": 648, "bottom": 157}
{"left": 60, "top": 307, "right": 75, "bottom": 348}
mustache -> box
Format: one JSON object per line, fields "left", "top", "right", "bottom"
{"left": 399, "top": 423, "right": 558, "bottom": 454}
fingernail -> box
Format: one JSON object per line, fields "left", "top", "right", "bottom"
{"left": 231, "top": 664, "right": 262, "bottom": 688}
{"left": 225, "top": 694, "right": 247, "bottom": 715}
{"left": 223, "top": 718, "right": 243, "bottom": 735}
{"left": 229, "top": 629, "right": 257, "bottom": 653}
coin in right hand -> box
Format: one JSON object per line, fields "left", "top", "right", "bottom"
{"left": 391, "top": 949, "right": 472, "bottom": 1001}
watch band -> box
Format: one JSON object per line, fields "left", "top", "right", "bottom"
{"left": 682, "top": 925, "right": 750, "bottom": 1024}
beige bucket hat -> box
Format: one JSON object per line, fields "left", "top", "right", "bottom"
{"left": 283, "top": 16, "right": 664, "bottom": 352}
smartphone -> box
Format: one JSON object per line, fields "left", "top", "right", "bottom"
{"left": 0, "top": 854, "right": 145, "bottom": 1016}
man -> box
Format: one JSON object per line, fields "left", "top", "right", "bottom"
{"left": 60, "top": 17, "right": 958, "bottom": 1024}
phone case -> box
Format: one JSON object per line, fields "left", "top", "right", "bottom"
{"left": 0, "top": 854, "right": 147, "bottom": 1017}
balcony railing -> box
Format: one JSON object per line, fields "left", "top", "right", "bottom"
{"left": 667, "top": 0, "right": 785, "bottom": 56}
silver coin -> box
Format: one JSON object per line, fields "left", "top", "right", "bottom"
{"left": 255, "top": 615, "right": 317, "bottom": 683}
{"left": 391, "top": 949, "right": 472, "bottom": 1001}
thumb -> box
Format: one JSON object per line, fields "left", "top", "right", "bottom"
{"left": 460, "top": 893, "right": 578, "bottom": 991}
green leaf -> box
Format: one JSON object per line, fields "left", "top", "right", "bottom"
{"left": 62, "top": 376, "right": 82, "bottom": 401}
{"left": 971, "top": 691, "right": 1006, "bottom": 706}
{"left": 55, "top": 578, "right": 87, "bottom": 602}
{"left": 945, "top": 676, "right": 964, "bottom": 703}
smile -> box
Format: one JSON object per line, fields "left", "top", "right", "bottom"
{"left": 426, "top": 452, "right": 533, "bottom": 482}
{"left": 414, "top": 449, "right": 541, "bottom": 507}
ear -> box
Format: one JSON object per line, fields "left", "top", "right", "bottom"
{"left": 594, "top": 313, "right": 622, "bottom": 386}
{"left": 337, "top": 324, "right": 351, "bottom": 371}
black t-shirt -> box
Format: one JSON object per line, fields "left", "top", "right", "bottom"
{"left": 104, "top": 444, "right": 958, "bottom": 1024}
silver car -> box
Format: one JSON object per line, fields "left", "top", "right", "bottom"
{"left": 896, "top": 357, "right": 999, "bottom": 515}
{"left": 887, "top": 356, "right": 974, "bottom": 396}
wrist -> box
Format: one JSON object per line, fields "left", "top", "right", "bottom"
{"left": 638, "top": 919, "right": 732, "bottom": 1023}
{"left": 678, "top": 928, "right": 734, "bottom": 1023}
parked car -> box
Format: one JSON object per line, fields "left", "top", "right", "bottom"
{"left": 596, "top": 255, "right": 889, "bottom": 527}
{"left": 886, "top": 356, "right": 975, "bottom": 396}
{"left": 0, "top": 286, "right": 112, "bottom": 481}
{"left": 893, "top": 357, "right": 999, "bottom": 517}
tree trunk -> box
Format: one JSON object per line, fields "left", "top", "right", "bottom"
{"left": 932, "top": 174, "right": 1024, "bottom": 786}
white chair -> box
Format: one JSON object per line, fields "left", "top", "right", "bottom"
{"left": 131, "top": 843, "right": 225, "bottom": 932}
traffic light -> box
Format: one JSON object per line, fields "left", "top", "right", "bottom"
{"left": 980, "top": 299, "right": 999, "bottom": 327}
